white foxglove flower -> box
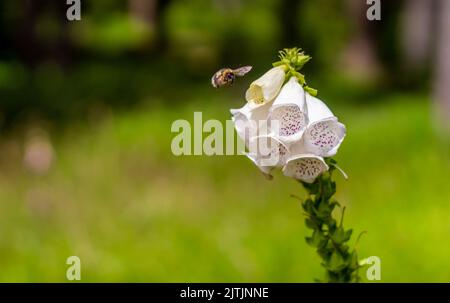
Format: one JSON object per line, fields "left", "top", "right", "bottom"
{"left": 302, "top": 93, "right": 346, "bottom": 157}
{"left": 245, "top": 66, "right": 285, "bottom": 105}
{"left": 282, "top": 154, "right": 329, "bottom": 183}
{"left": 267, "top": 77, "right": 308, "bottom": 143}
{"left": 231, "top": 65, "right": 346, "bottom": 184}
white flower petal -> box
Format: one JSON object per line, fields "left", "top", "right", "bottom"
{"left": 245, "top": 66, "right": 285, "bottom": 105}
{"left": 250, "top": 100, "right": 273, "bottom": 121}
{"left": 303, "top": 93, "right": 346, "bottom": 157}
{"left": 288, "top": 137, "right": 307, "bottom": 155}
{"left": 231, "top": 116, "right": 251, "bottom": 148}
{"left": 282, "top": 154, "right": 329, "bottom": 183}
{"left": 248, "top": 135, "right": 289, "bottom": 168}
{"left": 303, "top": 117, "right": 346, "bottom": 157}
{"left": 305, "top": 92, "right": 334, "bottom": 123}
{"left": 231, "top": 101, "right": 273, "bottom": 146}
{"left": 231, "top": 103, "right": 253, "bottom": 146}
{"left": 268, "top": 77, "right": 308, "bottom": 143}
{"left": 230, "top": 102, "right": 251, "bottom": 117}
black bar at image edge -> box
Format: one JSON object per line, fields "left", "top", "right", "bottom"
{"left": 0, "top": 283, "right": 448, "bottom": 301}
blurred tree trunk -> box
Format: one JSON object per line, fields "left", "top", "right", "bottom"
{"left": 129, "top": 0, "right": 171, "bottom": 53}
{"left": 18, "top": 0, "right": 72, "bottom": 68}
{"left": 434, "top": 0, "right": 450, "bottom": 131}
{"left": 129, "top": 0, "right": 157, "bottom": 25}
{"left": 400, "top": 0, "right": 432, "bottom": 68}
{"left": 340, "top": 0, "right": 381, "bottom": 81}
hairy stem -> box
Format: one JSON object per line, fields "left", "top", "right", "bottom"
{"left": 300, "top": 158, "right": 361, "bottom": 282}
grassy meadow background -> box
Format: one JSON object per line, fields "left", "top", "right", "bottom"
{"left": 0, "top": 0, "right": 449, "bottom": 282}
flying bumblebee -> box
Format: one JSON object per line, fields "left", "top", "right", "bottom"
{"left": 211, "top": 66, "right": 252, "bottom": 88}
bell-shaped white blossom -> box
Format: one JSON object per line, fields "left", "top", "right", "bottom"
{"left": 232, "top": 71, "right": 346, "bottom": 184}
{"left": 267, "top": 77, "right": 308, "bottom": 144}
{"left": 302, "top": 93, "right": 346, "bottom": 157}
{"left": 245, "top": 66, "right": 285, "bottom": 105}
{"left": 282, "top": 153, "right": 329, "bottom": 183}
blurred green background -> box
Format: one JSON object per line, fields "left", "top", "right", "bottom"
{"left": 0, "top": 0, "right": 449, "bottom": 282}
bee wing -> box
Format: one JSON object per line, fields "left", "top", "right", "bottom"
{"left": 233, "top": 66, "right": 252, "bottom": 77}
{"left": 211, "top": 73, "right": 218, "bottom": 88}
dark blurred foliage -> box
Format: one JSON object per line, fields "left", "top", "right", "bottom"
{"left": 0, "top": 0, "right": 441, "bottom": 129}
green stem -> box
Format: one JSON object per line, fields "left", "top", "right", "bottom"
{"left": 300, "top": 159, "right": 361, "bottom": 283}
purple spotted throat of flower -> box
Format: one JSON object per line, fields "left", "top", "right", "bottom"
{"left": 216, "top": 47, "right": 367, "bottom": 282}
